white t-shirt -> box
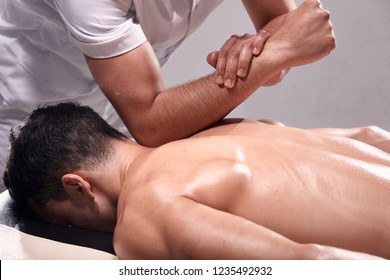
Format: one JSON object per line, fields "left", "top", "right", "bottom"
{"left": 0, "top": 0, "right": 223, "bottom": 112}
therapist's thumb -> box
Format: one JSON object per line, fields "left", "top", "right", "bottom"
{"left": 207, "top": 51, "right": 218, "bottom": 68}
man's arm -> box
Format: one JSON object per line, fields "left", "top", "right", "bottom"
{"left": 310, "top": 126, "right": 390, "bottom": 153}
{"left": 86, "top": 0, "right": 334, "bottom": 147}
{"left": 118, "top": 196, "right": 381, "bottom": 259}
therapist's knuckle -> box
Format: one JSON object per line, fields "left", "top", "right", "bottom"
{"left": 241, "top": 33, "right": 250, "bottom": 39}
{"left": 242, "top": 40, "right": 253, "bottom": 48}
{"left": 228, "top": 50, "right": 240, "bottom": 59}
{"left": 218, "top": 50, "right": 228, "bottom": 58}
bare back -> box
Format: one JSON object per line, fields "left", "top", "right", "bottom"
{"left": 115, "top": 120, "right": 390, "bottom": 259}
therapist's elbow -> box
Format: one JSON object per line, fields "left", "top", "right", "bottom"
{"left": 130, "top": 124, "right": 172, "bottom": 147}
{"left": 128, "top": 107, "right": 191, "bottom": 147}
{"left": 134, "top": 134, "right": 166, "bottom": 147}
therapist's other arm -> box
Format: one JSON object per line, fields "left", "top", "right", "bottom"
{"left": 242, "top": 0, "right": 297, "bottom": 32}
{"left": 85, "top": 42, "right": 271, "bottom": 146}
{"left": 85, "top": 0, "right": 335, "bottom": 147}
{"left": 208, "top": 0, "right": 297, "bottom": 88}
{"left": 240, "top": 0, "right": 304, "bottom": 87}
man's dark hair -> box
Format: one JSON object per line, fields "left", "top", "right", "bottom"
{"left": 3, "top": 102, "right": 127, "bottom": 207}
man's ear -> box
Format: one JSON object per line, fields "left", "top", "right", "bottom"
{"left": 61, "top": 173, "right": 95, "bottom": 201}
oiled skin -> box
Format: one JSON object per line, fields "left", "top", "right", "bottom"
{"left": 114, "top": 120, "right": 390, "bottom": 259}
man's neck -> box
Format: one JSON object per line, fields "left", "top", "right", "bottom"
{"left": 113, "top": 140, "right": 151, "bottom": 194}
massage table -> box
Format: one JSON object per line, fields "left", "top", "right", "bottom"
{"left": 0, "top": 190, "right": 117, "bottom": 260}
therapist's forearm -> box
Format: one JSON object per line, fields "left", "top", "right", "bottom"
{"left": 91, "top": 0, "right": 333, "bottom": 147}
{"left": 86, "top": 42, "right": 281, "bottom": 147}
{"left": 134, "top": 50, "right": 283, "bottom": 146}
{"left": 134, "top": 0, "right": 335, "bottom": 147}
{"left": 242, "top": 0, "right": 297, "bottom": 32}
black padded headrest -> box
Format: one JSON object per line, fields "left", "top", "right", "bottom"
{"left": 0, "top": 191, "right": 115, "bottom": 255}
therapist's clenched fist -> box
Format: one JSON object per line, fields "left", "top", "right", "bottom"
{"left": 266, "top": 0, "right": 336, "bottom": 69}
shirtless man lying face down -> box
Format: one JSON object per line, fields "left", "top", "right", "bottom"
{"left": 4, "top": 103, "right": 390, "bottom": 259}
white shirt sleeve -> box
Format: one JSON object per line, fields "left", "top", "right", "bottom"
{"left": 53, "top": 0, "right": 146, "bottom": 58}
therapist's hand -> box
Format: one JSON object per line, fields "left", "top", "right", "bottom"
{"left": 265, "top": 0, "right": 336, "bottom": 69}
{"left": 207, "top": 30, "right": 271, "bottom": 89}
{"left": 207, "top": 13, "right": 291, "bottom": 88}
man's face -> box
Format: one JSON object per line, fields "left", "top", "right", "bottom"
{"left": 29, "top": 197, "right": 116, "bottom": 232}
{"left": 28, "top": 198, "right": 74, "bottom": 227}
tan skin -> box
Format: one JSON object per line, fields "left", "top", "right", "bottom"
{"left": 40, "top": 120, "right": 390, "bottom": 260}
{"left": 209, "top": 0, "right": 297, "bottom": 87}
{"left": 32, "top": 0, "right": 341, "bottom": 259}
{"left": 86, "top": 0, "right": 333, "bottom": 146}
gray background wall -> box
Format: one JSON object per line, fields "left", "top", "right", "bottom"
{"left": 162, "top": 0, "right": 390, "bottom": 130}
